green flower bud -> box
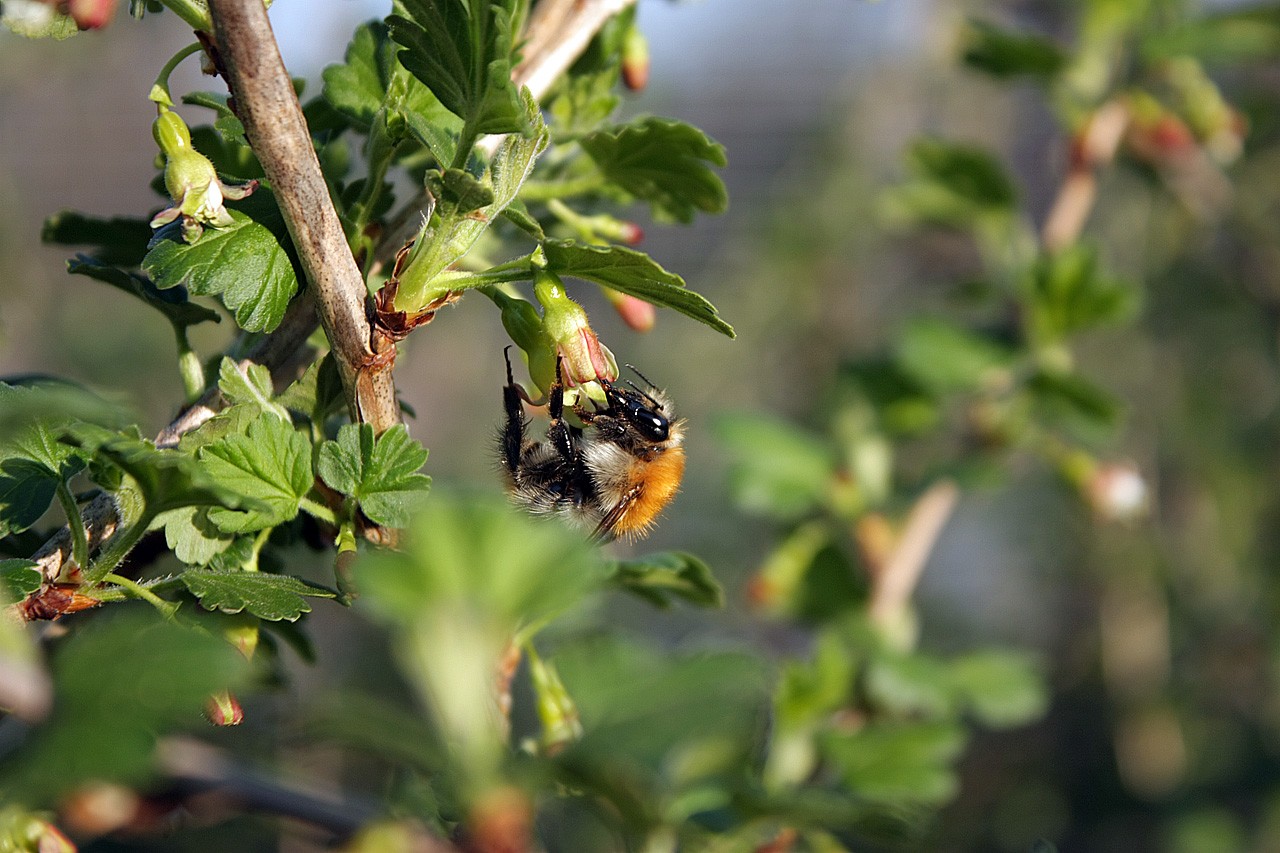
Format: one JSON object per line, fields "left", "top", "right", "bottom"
{"left": 150, "top": 106, "right": 256, "bottom": 243}
{"left": 533, "top": 269, "right": 617, "bottom": 388}
{"left": 526, "top": 646, "right": 581, "bottom": 755}
{"left": 492, "top": 289, "right": 558, "bottom": 398}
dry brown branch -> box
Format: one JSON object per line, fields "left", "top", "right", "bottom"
{"left": 208, "top": 0, "right": 401, "bottom": 435}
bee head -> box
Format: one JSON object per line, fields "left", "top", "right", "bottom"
{"left": 603, "top": 365, "right": 671, "bottom": 443}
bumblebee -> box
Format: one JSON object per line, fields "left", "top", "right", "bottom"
{"left": 499, "top": 348, "right": 685, "bottom": 542}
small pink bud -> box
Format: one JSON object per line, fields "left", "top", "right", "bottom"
{"left": 621, "top": 25, "right": 650, "bottom": 92}
{"left": 67, "top": 0, "right": 117, "bottom": 29}
{"left": 619, "top": 221, "right": 644, "bottom": 245}
{"left": 604, "top": 289, "right": 655, "bottom": 332}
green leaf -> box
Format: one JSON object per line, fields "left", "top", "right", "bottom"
{"left": 1, "top": 612, "right": 249, "bottom": 807}
{"left": 274, "top": 354, "right": 346, "bottom": 426}
{"left": 610, "top": 552, "right": 724, "bottom": 609}
{"left": 1020, "top": 245, "right": 1138, "bottom": 343}
{"left": 838, "top": 359, "right": 941, "bottom": 437}
{"left": 0, "top": 559, "right": 42, "bottom": 602}
{"left": 436, "top": 166, "right": 496, "bottom": 213}
{"left": 143, "top": 192, "right": 300, "bottom": 333}
{"left": 356, "top": 491, "right": 600, "bottom": 630}
{"left": 64, "top": 423, "right": 245, "bottom": 519}
{"left": 0, "top": 460, "right": 58, "bottom": 540}
{"left": 159, "top": 505, "right": 234, "bottom": 566}
{"left": 542, "top": 240, "right": 734, "bottom": 337}
{"left": 0, "top": 383, "right": 97, "bottom": 538}
{"left": 389, "top": 0, "right": 530, "bottom": 137}
{"left": 316, "top": 423, "right": 431, "bottom": 528}
{"left": 187, "top": 125, "right": 264, "bottom": 182}
{"left": 175, "top": 404, "right": 261, "bottom": 454}
{"left": 199, "top": 417, "right": 314, "bottom": 534}
{"left": 67, "top": 255, "right": 221, "bottom": 332}
{"left": 580, "top": 116, "right": 728, "bottom": 223}
{"left": 42, "top": 211, "right": 152, "bottom": 267}
{"left": 895, "top": 318, "right": 1016, "bottom": 394}
{"left": 949, "top": 649, "right": 1047, "bottom": 729}
{"left": 323, "top": 20, "right": 461, "bottom": 163}
{"left": 181, "top": 90, "right": 247, "bottom": 145}
{"left": 216, "top": 357, "right": 290, "bottom": 422}
{"left": 180, "top": 569, "right": 337, "bottom": 621}
{"left": 1025, "top": 370, "right": 1122, "bottom": 439}
{"left": 865, "top": 652, "right": 956, "bottom": 718}
{"left": 880, "top": 138, "right": 1016, "bottom": 228}
{"left": 554, "top": 639, "right": 769, "bottom": 799}
{"left": 962, "top": 20, "right": 1066, "bottom": 79}
{"left": 1141, "top": 7, "right": 1280, "bottom": 64}
{"left": 548, "top": 64, "right": 621, "bottom": 136}
{"left": 714, "top": 413, "right": 833, "bottom": 519}
{"left": 821, "top": 721, "right": 966, "bottom": 806}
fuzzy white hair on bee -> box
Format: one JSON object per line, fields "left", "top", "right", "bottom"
{"left": 498, "top": 350, "right": 685, "bottom": 542}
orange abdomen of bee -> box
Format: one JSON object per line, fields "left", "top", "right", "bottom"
{"left": 615, "top": 445, "right": 686, "bottom": 537}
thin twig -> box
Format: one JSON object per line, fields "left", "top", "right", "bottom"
{"left": 866, "top": 481, "right": 959, "bottom": 631}
{"left": 1041, "top": 98, "right": 1130, "bottom": 253}
{"left": 208, "top": 0, "right": 401, "bottom": 435}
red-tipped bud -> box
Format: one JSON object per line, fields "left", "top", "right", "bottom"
{"left": 527, "top": 647, "right": 582, "bottom": 755}
{"left": 204, "top": 690, "right": 244, "bottom": 726}
{"left": 68, "top": 0, "right": 117, "bottom": 29}
{"left": 603, "top": 289, "right": 656, "bottom": 332}
{"left": 534, "top": 270, "right": 618, "bottom": 388}
{"left": 621, "top": 25, "right": 650, "bottom": 92}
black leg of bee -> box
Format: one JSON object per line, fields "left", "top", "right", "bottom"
{"left": 501, "top": 347, "right": 526, "bottom": 477}
{"left": 545, "top": 358, "right": 577, "bottom": 465}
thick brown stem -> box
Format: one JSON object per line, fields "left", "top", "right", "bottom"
{"left": 1041, "top": 99, "right": 1130, "bottom": 253}
{"left": 208, "top": 0, "right": 400, "bottom": 434}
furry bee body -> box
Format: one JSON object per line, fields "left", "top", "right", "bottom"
{"left": 500, "top": 352, "right": 685, "bottom": 541}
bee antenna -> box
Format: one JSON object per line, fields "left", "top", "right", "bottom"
{"left": 624, "top": 378, "right": 663, "bottom": 410}
{"left": 625, "top": 363, "right": 660, "bottom": 391}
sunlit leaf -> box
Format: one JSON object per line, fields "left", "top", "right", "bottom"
{"left": 181, "top": 569, "right": 338, "bottom": 621}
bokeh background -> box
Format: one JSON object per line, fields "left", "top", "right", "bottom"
{"left": 7, "top": 1, "right": 1280, "bottom": 850}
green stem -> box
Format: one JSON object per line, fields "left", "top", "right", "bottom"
{"left": 87, "top": 516, "right": 153, "bottom": 584}
{"left": 157, "top": 0, "right": 213, "bottom": 33}
{"left": 175, "top": 327, "right": 205, "bottom": 404}
{"left": 430, "top": 265, "right": 534, "bottom": 292}
{"left": 246, "top": 526, "right": 272, "bottom": 572}
{"left": 335, "top": 520, "right": 358, "bottom": 602}
{"left": 54, "top": 481, "right": 90, "bottom": 571}
{"left": 103, "top": 572, "right": 180, "bottom": 619}
{"left": 150, "top": 41, "right": 205, "bottom": 107}
{"left": 519, "top": 175, "right": 607, "bottom": 203}
{"left": 451, "top": 124, "right": 480, "bottom": 173}
{"left": 300, "top": 495, "right": 338, "bottom": 526}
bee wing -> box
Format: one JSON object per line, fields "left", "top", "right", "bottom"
{"left": 591, "top": 485, "right": 643, "bottom": 543}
